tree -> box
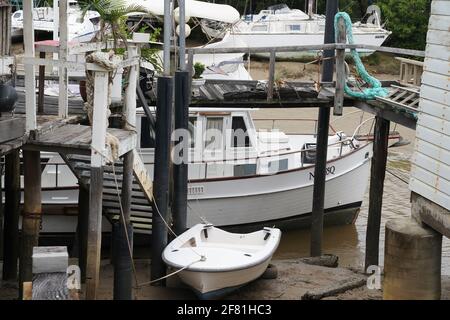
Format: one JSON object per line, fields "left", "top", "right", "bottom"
{"left": 377, "top": 0, "right": 431, "bottom": 50}
{"left": 77, "top": 0, "right": 150, "bottom": 50}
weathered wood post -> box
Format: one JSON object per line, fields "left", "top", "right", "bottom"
{"left": 0, "top": 1, "right": 12, "bottom": 56}
{"left": 85, "top": 69, "right": 109, "bottom": 300}
{"left": 365, "top": 116, "right": 390, "bottom": 270}
{"left": 267, "top": 49, "right": 276, "bottom": 101}
{"left": 23, "top": 0, "right": 37, "bottom": 133}
{"left": 37, "top": 51, "right": 46, "bottom": 114}
{"left": 77, "top": 186, "right": 89, "bottom": 283}
{"left": 173, "top": 70, "right": 189, "bottom": 235}
{"left": 19, "top": 150, "right": 42, "bottom": 298}
{"left": 113, "top": 46, "right": 138, "bottom": 300}
{"left": 186, "top": 50, "right": 194, "bottom": 104}
{"left": 2, "top": 149, "right": 21, "bottom": 281}
{"left": 310, "top": 0, "right": 338, "bottom": 257}
{"left": 334, "top": 16, "right": 346, "bottom": 116}
{"left": 58, "top": 0, "right": 69, "bottom": 118}
{"left": 151, "top": 76, "right": 173, "bottom": 285}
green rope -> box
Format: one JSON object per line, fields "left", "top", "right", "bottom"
{"left": 334, "top": 12, "right": 388, "bottom": 100}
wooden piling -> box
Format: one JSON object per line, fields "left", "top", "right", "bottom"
{"left": 2, "top": 149, "right": 21, "bottom": 281}
{"left": 334, "top": 16, "right": 346, "bottom": 116}
{"left": 365, "top": 116, "right": 390, "bottom": 270}
{"left": 19, "top": 150, "right": 42, "bottom": 298}
{"left": 113, "top": 150, "right": 134, "bottom": 300}
{"left": 310, "top": 0, "right": 338, "bottom": 257}
{"left": 85, "top": 69, "right": 110, "bottom": 300}
{"left": 85, "top": 167, "right": 103, "bottom": 300}
{"left": 77, "top": 186, "right": 89, "bottom": 283}
{"left": 267, "top": 50, "right": 276, "bottom": 101}
{"left": 37, "top": 51, "right": 46, "bottom": 114}
{"left": 151, "top": 76, "right": 173, "bottom": 286}
{"left": 173, "top": 71, "right": 189, "bottom": 235}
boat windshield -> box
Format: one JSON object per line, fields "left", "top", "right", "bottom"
{"left": 267, "top": 4, "right": 290, "bottom": 14}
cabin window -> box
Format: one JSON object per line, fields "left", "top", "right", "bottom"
{"left": 251, "top": 25, "right": 268, "bottom": 32}
{"left": 268, "top": 159, "right": 288, "bottom": 173}
{"left": 205, "top": 117, "right": 224, "bottom": 150}
{"left": 232, "top": 117, "right": 251, "bottom": 148}
{"left": 140, "top": 117, "right": 155, "bottom": 148}
{"left": 234, "top": 164, "right": 257, "bottom": 177}
{"left": 188, "top": 117, "right": 197, "bottom": 148}
{"left": 287, "top": 24, "right": 301, "bottom": 32}
{"left": 302, "top": 143, "right": 316, "bottom": 164}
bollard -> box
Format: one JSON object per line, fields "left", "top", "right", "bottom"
{"left": 383, "top": 218, "right": 442, "bottom": 300}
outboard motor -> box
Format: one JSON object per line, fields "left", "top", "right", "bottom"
{"left": 0, "top": 83, "right": 18, "bottom": 114}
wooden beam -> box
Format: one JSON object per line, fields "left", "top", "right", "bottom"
{"left": 113, "top": 57, "right": 137, "bottom": 298}
{"left": 85, "top": 167, "right": 103, "bottom": 300}
{"left": 85, "top": 69, "right": 109, "bottom": 299}
{"left": 2, "top": 149, "right": 21, "bottom": 281}
{"left": 77, "top": 186, "right": 89, "bottom": 283}
{"left": 365, "top": 116, "right": 390, "bottom": 270}
{"left": 188, "top": 43, "right": 425, "bottom": 57}
{"left": 267, "top": 50, "right": 276, "bottom": 101}
{"left": 310, "top": 0, "right": 337, "bottom": 257}
{"left": 38, "top": 51, "right": 46, "bottom": 114}
{"left": 58, "top": 0, "right": 69, "bottom": 118}
{"left": 19, "top": 150, "right": 42, "bottom": 298}
{"left": 354, "top": 100, "right": 416, "bottom": 130}
{"left": 334, "top": 16, "right": 346, "bottom": 116}
{"left": 23, "top": 0, "right": 37, "bottom": 132}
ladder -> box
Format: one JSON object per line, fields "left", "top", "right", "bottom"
{"left": 375, "top": 85, "right": 420, "bottom": 113}
{"left": 61, "top": 150, "right": 154, "bottom": 235}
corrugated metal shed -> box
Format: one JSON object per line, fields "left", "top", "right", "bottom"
{"left": 410, "top": 0, "right": 450, "bottom": 210}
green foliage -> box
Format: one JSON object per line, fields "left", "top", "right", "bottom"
{"left": 376, "top": 0, "right": 431, "bottom": 50}
{"left": 193, "top": 62, "right": 205, "bottom": 79}
{"left": 213, "top": 0, "right": 430, "bottom": 50}
{"left": 140, "top": 28, "right": 163, "bottom": 73}
{"left": 78, "top": 0, "right": 151, "bottom": 50}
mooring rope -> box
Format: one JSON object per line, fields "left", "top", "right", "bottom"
{"left": 108, "top": 163, "right": 205, "bottom": 293}
{"left": 334, "top": 12, "right": 389, "bottom": 100}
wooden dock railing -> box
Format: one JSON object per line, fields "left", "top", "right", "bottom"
{"left": 186, "top": 42, "right": 425, "bottom": 115}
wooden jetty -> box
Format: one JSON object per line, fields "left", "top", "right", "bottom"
{"left": 1, "top": 0, "right": 447, "bottom": 301}
{"left": 0, "top": 0, "right": 154, "bottom": 301}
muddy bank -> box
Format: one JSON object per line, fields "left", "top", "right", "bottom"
{"left": 2, "top": 258, "right": 450, "bottom": 300}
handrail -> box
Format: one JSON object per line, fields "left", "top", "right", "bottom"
{"left": 187, "top": 43, "right": 425, "bottom": 57}
{"left": 252, "top": 118, "right": 337, "bottom": 134}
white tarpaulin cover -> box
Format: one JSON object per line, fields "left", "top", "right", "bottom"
{"left": 128, "top": 0, "right": 240, "bottom": 24}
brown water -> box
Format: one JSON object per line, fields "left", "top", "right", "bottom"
{"left": 251, "top": 107, "right": 450, "bottom": 275}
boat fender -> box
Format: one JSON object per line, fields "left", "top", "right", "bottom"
{"left": 203, "top": 228, "right": 208, "bottom": 239}
{"left": 263, "top": 227, "right": 272, "bottom": 240}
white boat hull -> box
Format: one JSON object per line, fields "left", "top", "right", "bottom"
{"left": 214, "top": 31, "right": 389, "bottom": 60}
{"left": 176, "top": 258, "right": 271, "bottom": 299}
{"left": 163, "top": 224, "right": 281, "bottom": 299}
{"left": 12, "top": 141, "right": 371, "bottom": 234}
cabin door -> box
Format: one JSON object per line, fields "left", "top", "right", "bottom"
{"left": 202, "top": 116, "right": 228, "bottom": 178}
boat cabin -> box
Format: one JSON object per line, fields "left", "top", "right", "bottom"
{"left": 136, "top": 108, "right": 356, "bottom": 180}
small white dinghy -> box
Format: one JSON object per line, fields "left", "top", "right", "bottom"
{"left": 162, "top": 223, "right": 281, "bottom": 299}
